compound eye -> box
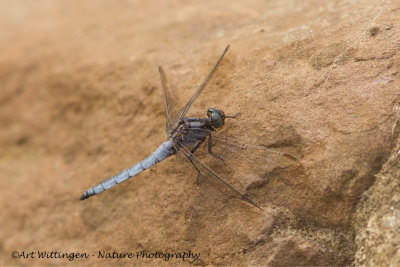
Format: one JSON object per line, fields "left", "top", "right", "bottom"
{"left": 211, "top": 112, "right": 223, "bottom": 128}
{"left": 207, "top": 107, "right": 217, "bottom": 118}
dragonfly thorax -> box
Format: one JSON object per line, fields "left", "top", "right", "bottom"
{"left": 207, "top": 108, "right": 225, "bottom": 129}
{"left": 171, "top": 116, "right": 214, "bottom": 147}
{"left": 80, "top": 45, "right": 268, "bottom": 210}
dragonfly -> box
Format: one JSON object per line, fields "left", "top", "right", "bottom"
{"left": 80, "top": 45, "right": 297, "bottom": 210}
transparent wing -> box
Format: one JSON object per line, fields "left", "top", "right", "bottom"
{"left": 175, "top": 45, "right": 230, "bottom": 124}
{"left": 176, "top": 142, "right": 263, "bottom": 210}
{"left": 213, "top": 133, "right": 298, "bottom": 163}
{"left": 184, "top": 128, "right": 298, "bottom": 169}
{"left": 158, "top": 66, "right": 176, "bottom": 136}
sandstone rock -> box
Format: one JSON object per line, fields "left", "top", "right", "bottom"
{"left": 354, "top": 131, "right": 400, "bottom": 266}
{"left": 0, "top": 0, "right": 399, "bottom": 266}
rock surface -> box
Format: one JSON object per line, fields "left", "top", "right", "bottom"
{"left": 0, "top": 0, "right": 399, "bottom": 266}
{"left": 354, "top": 128, "right": 400, "bottom": 266}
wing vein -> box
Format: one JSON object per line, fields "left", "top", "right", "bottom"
{"left": 177, "top": 45, "right": 230, "bottom": 122}
{"left": 177, "top": 143, "right": 263, "bottom": 210}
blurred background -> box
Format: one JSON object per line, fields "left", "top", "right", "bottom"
{"left": 0, "top": 0, "right": 399, "bottom": 266}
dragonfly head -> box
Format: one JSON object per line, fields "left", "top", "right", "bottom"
{"left": 207, "top": 108, "right": 225, "bottom": 129}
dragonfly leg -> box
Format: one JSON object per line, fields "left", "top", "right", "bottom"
{"left": 187, "top": 156, "right": 202, "bottom": 185}
{"left": 225, "top": 112, "right": 240, "bottom": 119}
{"left": 187, "top": 138, "right": 205, "bottom": 185}
{"left": 190, "top": 138, "right": 205, "bottom": 154}
{"left": 208, "top": 135, "right": 226, "bottom": 166}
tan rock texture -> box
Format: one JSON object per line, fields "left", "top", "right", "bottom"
{"left": 0, "top": 0, "right": 399, "bottom": 266}
{"left": 354, "top": 129, "right": 400, "bottom": 266}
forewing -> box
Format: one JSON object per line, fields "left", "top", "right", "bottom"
{"left": 185, "top": 128, "right": 299, "bottom": 176}
{"left": 175, "top": 45, "right": 230, "bottom": 124}
{"left": 158, "top": 66, "right": 178, "bottom": 136}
